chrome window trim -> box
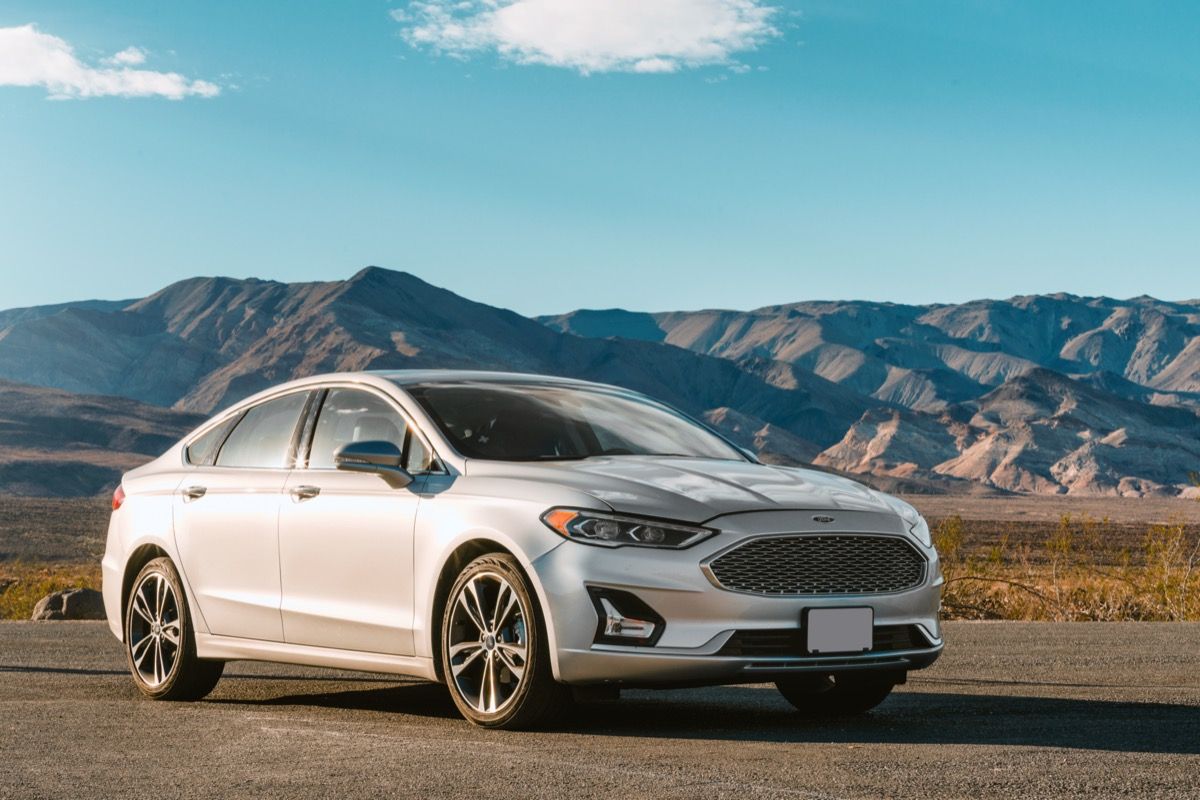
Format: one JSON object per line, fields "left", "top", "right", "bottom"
{"left": 179, "top": 382, "right": 447, "bottom": 475}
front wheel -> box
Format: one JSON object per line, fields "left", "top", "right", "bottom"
{"left": 124, "top": 557, "right": 224, "bottom": 700}
{"left": 441, "top": 554, "right": 570, "bottom": 729}
{"left": 775, "top": 672, "right": 898, "bottom": 717}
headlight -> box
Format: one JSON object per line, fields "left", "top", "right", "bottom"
{"left": 541, "top": 508, "right": 714, "bottom": 549}
{"left": 909, "top": 516, "right": 932, "bottom": 548}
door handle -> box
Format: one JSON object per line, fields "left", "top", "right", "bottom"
{"left": 182, "top": 485, "right": 207, "bottom": 501}
{"left": 290, "top": 485, "right": 321, "bottom": 501}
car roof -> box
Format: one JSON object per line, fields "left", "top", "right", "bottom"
{"left": 369, "top": 369, "right": 609, "bottom": 389}
{"left": 215, "top": 370, "right": 636, "bottom": 414}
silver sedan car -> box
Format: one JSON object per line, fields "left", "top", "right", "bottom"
{"left": 102, "top": 370, "right": 943, "bottom": 729}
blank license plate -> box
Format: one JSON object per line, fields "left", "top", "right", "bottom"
{"left": 805, "top": 607, "right": 873, "bottom": 654}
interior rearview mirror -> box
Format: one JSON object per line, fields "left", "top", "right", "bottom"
{"left": 333, "top": 440, "right": 413, "bottom": 488}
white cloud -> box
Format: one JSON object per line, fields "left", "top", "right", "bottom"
{"left": 393, "top": 0, "right": 780, "bottom": 75}
{"left": 105, "top": 46, "right": 148, "bottom": 66}
{"left": 0, "top": 24, "right": 219, "bottom": 100}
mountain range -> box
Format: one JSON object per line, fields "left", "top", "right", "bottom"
{"left": 1, "top": 267, "right": 1197, "bottom": 497}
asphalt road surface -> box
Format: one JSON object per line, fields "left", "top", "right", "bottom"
{"left": 2, "top": 622, "right": 1198, "bottom": 799}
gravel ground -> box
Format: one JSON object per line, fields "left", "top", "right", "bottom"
{"left": 1, "top": 621, "right": 1198, "bottom": 799}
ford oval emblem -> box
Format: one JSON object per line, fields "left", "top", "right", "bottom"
{"left": 812, "top": 515, "right": 835, "bottom": 524}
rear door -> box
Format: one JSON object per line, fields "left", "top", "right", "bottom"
{"left": 173, "top": 390, "right": 313, "bottom": 642}
{"left": 278, "top": 386, "right": 431, "bottom": 655}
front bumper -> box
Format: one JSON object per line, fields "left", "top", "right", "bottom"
{"left": 531, "top": 509, "right": 943, "bottom": 686}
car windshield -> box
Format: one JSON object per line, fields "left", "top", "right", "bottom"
{"left": 401, "top": 381, "right": 746, "bottom": 462}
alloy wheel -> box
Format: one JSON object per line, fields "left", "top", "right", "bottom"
{"left": 128, "top": 572, "right": 182, "bottom": 687}
{"left": 446, "top": 571, "right": 530, "bottom": 714}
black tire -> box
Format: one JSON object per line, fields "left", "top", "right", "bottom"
{"left": 775, "top": 672, "right": 898, "bottom": 717}
{"left": 440, "top": 553, "right": 570, "bottom": 729}
{"left": 124, "top": 557, "right": 224, "bottom": 701}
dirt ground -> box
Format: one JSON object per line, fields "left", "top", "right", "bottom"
{"left": 0, "top": 497, "right": 110, "bottom": 563}
{"left": 901, "top": 494, "right": 1200, "bottom": 526}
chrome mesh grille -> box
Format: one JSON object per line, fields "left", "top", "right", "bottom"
{"left": 707, "top": 534, "right": 926, "bottom": 595}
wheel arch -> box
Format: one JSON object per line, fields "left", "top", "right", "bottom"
{"left": 428, "top": 537, "right": 558, "bottom": 684}
{"left": 120, "top": 543, "right": 172, "bottom": 633}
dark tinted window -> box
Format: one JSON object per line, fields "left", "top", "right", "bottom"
{"left": 185, "top": 417, "right": 236, "bottom": 466}
{"left": 308, "top": 389, "right": 408, "bottom": 469}
{"left": 215, "top": 392, "right": 310, "bottom": 469}
{"left": 403, "top": 382, "right": 744, "bottom": 462}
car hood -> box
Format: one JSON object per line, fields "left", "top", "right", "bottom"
{"left": 463, "top": 455, "right": 906, "bottom": 524}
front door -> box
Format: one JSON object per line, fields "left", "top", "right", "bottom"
{"left": 278, "top": 387, "right": 424, "bottom": 655}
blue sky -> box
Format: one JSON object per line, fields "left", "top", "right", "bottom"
{"left": 1, "top": 1, "right": 1197, "bottom": 315}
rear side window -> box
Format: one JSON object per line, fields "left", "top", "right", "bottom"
{"left": 307, "top": 388, "right": 409, "bottom": 469}
{"left": 185, "top": 417, "right": 237, "bottom": 466}
{"left": 215, "top": 392, "right": 310, "bottom": 469}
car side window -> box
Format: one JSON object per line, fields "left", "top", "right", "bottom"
{"left": 405, "top": 431, "right": 434, "bottom": 474}
{"left": 214, "top": 392, "right": 310, "bottom": 469}
{"left": 307, "top": 388, "right": 410, "bottom": 470}
{"left": 185, "top": 416, "right": 237, "bottom": 466}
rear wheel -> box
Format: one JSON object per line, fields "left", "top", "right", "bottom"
{"left": 124, "top": 557, "right": 224, "bottom": 700}
{"left": 775, "top": 672, "right": 898, "bottom": 716}
{"left": 441, "top": 554, "right": 569, "bottom": 729}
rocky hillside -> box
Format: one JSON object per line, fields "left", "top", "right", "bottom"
{"left": 816, "top": 369, "right": 1200, "bottom": 496}
{"left": 2, "top": 269, "right": 1198, "bottom": 497}
{"left": 544, "top": 296, "right": 1200, "bottom": 495}
{"left": 543, "top": 296, "right": 1200, "bottom": 412}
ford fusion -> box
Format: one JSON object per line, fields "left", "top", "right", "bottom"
{"left": 102, "top": 371, "right": 943, "bottom": 729}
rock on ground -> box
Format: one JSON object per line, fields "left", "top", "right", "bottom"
{"left": 31, "top": 588, "right": 105, "bottom": 621}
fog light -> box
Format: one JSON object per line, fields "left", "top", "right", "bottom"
{"left": 587, "top": 587, "right": 666, "bottom": 647}
{"left": 600, "top": 598, "right": 656, "bottom": 640}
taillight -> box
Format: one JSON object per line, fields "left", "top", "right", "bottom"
{"left": 112, "top": 485, "right": 126, "bottom": 511}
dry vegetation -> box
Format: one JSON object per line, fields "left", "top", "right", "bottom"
{"left": 933, "top": 513, "right": 1200, "bottom": 621}
{"left": 0, "top": 562, "right": 102, "bottom": 620}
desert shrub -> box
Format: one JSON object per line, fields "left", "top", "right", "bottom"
{"left": 937, "top": 513, "right": 1200, "bottom": 621}
{"left": 1138, "top": 522, "right": 1200, "bottom": 620}
{"left": 932, "top": 515, "right": 964, "bottom": 561}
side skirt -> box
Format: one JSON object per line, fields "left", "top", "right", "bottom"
{"left": 195, "top": 633, "right": 439, "bottom": 681}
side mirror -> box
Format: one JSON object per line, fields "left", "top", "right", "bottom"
{"left": 334, "top": 440, "right": 413, "bottom": 488}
